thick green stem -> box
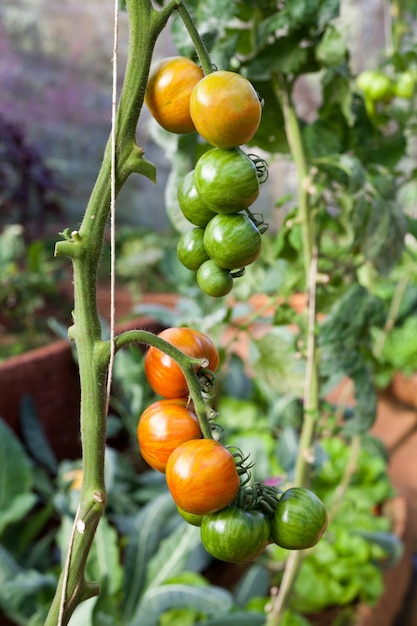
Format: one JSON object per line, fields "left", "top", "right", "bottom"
{"left": 266, "top": 75, "right": 320, "bottom": 625}
{"left": 46, "top": 1, "right": 191, "bottom": 624}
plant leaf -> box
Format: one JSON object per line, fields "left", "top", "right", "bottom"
{"left": 199, "top": 613, "right": 267, "bottom": 626}
{"left": 19, "top": 395, "right": 58, "bottom": 474}
{"left": 122, "top": 492, "right": 178, "bottom": 621}
{"left": 0, "top": 419, "right": 37, "bottom": 536}
{"left": 234, "top": 564, "right": 270, "bottom": 608}
{"left": 129, "top": 583, "right": 234, "bottom": 626}
{"left": 144, "top": 522, "right": 201, "bottom": 591}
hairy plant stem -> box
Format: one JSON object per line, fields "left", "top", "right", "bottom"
{"left": 46, "top": 1, "right": 213, "bottom": 624}
{"left": 266, "top": 75, "right": 320, "bottom": 625}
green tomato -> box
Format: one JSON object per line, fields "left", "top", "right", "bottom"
{"left": 177, "top": 170, "right": 217, "bottom": 227}
{"left": 394, "top": 71, "right": 415, "bottom": 99}
{"left": 177, "top": 227, "right": 210, "bottom": 270}
{"left": 356, "top": 70, "right": 394, "bottom": 103}
{"left": 204, "top": 213, "right": 262, "bottom": 269}
{"left": 200, "top": 506, "right": 271, "bottom": 563}
{"left": 270, "top": 487, "right": 328, "bottom": 550}
{"left": 194, "top": 147, "right": 260, "bottom": 213}
{"left": 197, "top": 259, "right": 233, "bottom": 297}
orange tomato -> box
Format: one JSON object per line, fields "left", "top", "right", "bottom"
{"left": 137, "top": 398, "right": 201, "bottom": 472}
{"left": 166, "top": 439, "right": 240, "bottom": 515}
{"left": 144, "top": 327, "right": 219, "bottom": 398}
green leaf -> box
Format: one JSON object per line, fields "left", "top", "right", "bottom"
{"left": 353, "top": 530, "right": 403, "bottom": 568}
{"left": 19, "top": 395, "right": 58, "bottom": 474}
{"left": 199, "top": 613, "right": 267, "bottom": 626}
{"left": 85, "top": 515, "right": 123, "bottom": 596}
{"left": 245, "top": 37, "right": 312, "bottom": 80}
{"left": 315, "top": 25, "right": 347, "bottom": 67}
{"left": 0, "top": 419, "right": 37, "bottom": 536}
{"left": 129, "top": 583, "right": 234, "bottom": 626}
{"left": 122, "top": 492, "right": 178, "bottom": 621}
{"left": 234, "top": 564, "right": 270, "bottom": 608}
{"left": 0, "top": 547, "right": 56, "bottom": 626}
{"left": 144, "top": 522, "right": 201, "bottom": 590}
{"left": 357, "top": 197, "right": 407, "bottom": 275}
{"left": 251, "top": 328, "right": 305, "bottom": 396}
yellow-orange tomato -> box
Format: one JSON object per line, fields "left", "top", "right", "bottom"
{"left": 166, "top": 439, "right": 240, "bottom": 515}
{"left": 137, "top": 398, "right": 201, "bottom": 473}
{"left": 190, "top": 70, "right": 262, "bottom": 148}
{"left": 145, "top": 56, "right": 204, "bottom": 134}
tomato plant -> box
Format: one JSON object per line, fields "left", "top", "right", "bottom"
{"left": 200, "top": 506, "right": 271, "bottom": 563}
{"left": 144, "top": 326, "right": 219, "bottom": 398}
{"left": 194, "top": 147, "right": 261, "bottom": 212}
{"left": 145, "top": 56, "right": 204, "bottom": 134}
{"left": 270, "top": 487, "right": 328, "bottom": 551}
{"left": 165, "top": 439, "right": 240, "bottom": 515}
{"left": 137, "top": 398, "right": 201, "bottom": 472}
{"left": 190, "top": 70, "right": 262, "bottom": 148}
{"left": 203, "top": 213, "right": 262, "bottom": 269}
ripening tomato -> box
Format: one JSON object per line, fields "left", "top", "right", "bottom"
{"left": 203, "top": 213, "right": 262, "bottom": 269}
{"left": 197, "top": 259, "right": 233, "bottom": 297}
{"left": 190, "top": 70, "right": 262, "bottom": 148}
{"left": 145, "top": 56, "right": 204, "bottom": 134}
{"left": 177, "top": 170, "right": 217, "bottom": 227}
{"left": 177, "top": 227, "right": 210, "bottom": 271}
{"left": 166, "top": 439, "right": 240, "bottom": 515}
{"left": 144, "top": 327, "right": 219, "bottom": 398}
{"left": 194, "top": 147, "right": 260, "bottom": 213}
{"left": 200, "top": 507, "right": 271, "bottom": 563}
{"left": 270, "top": 487, "right": 328, "bottom": 550}
{"left": 137, "top": 398, "right": 202, "bottom": 472}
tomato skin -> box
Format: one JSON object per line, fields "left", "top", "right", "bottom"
{"left": 165, "top": 439, "right": 240, "bottom": 515}
{"left": 356, "top": 70, "right": 394, "bottom": 103}
{"left": 200, "top": 507, "right": 270, "bottom": 563}
{"left": 194, "top": 147, "right": 260, "bottom": 212}
{"left": 145, "top": 327, "right": 219, "bottom": 398}
{"left": 394, "top": 71, "right": 415, "bottom": 99}
{"left": 137, "top": 398, "right": 201, "bottom": 473}
{"left": 177, "top": 506, "right": 204, "bottom": 527}
{"left": 177, "top": 170, "right": 217, "bottom": 227}
{"left": 204, "top": 213, "right": 261, "bottom": 269}
{"left": 197, "top": 259, "right": 233, "bottom": 297}
{"left": 270, "top": 487, "right": 328, "bottom": 550}
{"left": 145, "top": 56, "right": 204, "bottom": 134}
{"left": 177, "top": 227, "right": 210, "bottom": 271}
{"left": 190, "top": 70, "right": 262, "bottom": 149}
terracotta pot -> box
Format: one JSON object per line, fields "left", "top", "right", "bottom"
{"left": 0, "top": 313, "right": 164, "bottom": 461}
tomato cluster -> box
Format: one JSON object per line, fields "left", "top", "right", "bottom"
{"left": 138, "top": 327, "right": 328, "bottom": 564}
{"left": 145, "top": 56, "right": 268, "bottom": 297}
{"left": 177, "top": 147, "right": 268, "bottom": 297}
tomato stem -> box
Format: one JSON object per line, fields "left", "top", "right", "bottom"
{"left": 265, "top": 73, "right": 320, "bottom": 625}
{"left": 176, "top": 2, "right": 214, "bottom": 75}
{"left": 113, "top": 329, "right": 215, "bottom": 439}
